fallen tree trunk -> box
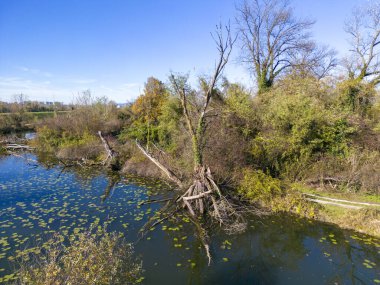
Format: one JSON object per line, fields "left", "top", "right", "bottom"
{"left": 4, "top": 144, "right": 34, "bottom": 150}
{"left": 305, "top": 198, "right": 363, "bottom": 209}
{"left": 135, "top": 140, "right": 183, "bottom": 188}
{"left": 98, "top": 131, "right": 116, "bottom": 161}
{"left": 98, "top": 131, "right": 120, "bottom": 170}
{"left": 304, "top": 193, "right": 380, "bottom": 207}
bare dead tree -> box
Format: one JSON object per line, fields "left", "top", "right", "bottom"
{"left": 236, "top": 0, "right": 336, "bottom": 93}
{"left": 170, "top": 22, "right": 246, "bottom": 240}
{"left": 344, "top": 1, "right": 380, "bottom": 85}
{"left": 169, "top": 23, "right": 235, "bottom": 169}
{"left": 137, "top": 23, "right": 246, "bottom": 265}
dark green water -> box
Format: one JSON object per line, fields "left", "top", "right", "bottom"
{"left": 0, "top": 154, "right": 379, "bottom": 284}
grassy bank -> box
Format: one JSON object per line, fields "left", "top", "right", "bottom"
{"left": 320, "top": 205, "right": 380, "bottom": 237}
{"left": 298, "top": 187, "right": 380, "bottom": 236}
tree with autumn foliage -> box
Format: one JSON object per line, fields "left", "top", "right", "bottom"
{"left": 128, "top": 77, "right": 168, "bottom": 147}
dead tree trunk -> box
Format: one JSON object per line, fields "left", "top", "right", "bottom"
{"left": 136, "top": 23, "right": 245, "bottom": 265}
{"left": 137, "top": 23, "right": 243, "bottom": 226}
{"left": 168, "top": 23, "right": 239, "bottom": 222}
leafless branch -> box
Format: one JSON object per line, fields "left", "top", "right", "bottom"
{"left": 344, "top": 1, "right": 380, "bottom": 84}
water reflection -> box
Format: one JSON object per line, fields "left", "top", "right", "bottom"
{"left": 101, "top": 173, "right": 120, "bottom": 203}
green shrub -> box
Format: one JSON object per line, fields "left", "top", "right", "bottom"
{"left": 337, "top": 79, "right": 375, "bottom": 114}
{"left": 35, "top": 126, "right": 102, "bottom": 160}
{"left": 223, "top": 83, "right": 259, "bottom": 139}
{"left": 0, "top": 113, "right": 33, "bottom": 134}
{"left": 15, "top": 227, "right": 142, "bottom": 285}
{"left": 238, "top": 169, "right": 319, "bottom": 218}
{"left": 238, "top": 169, "right": 284, "bottom": 203}
{"left": 34, "top": 93, "right": 120, "bottom": 160}
{"left": 251, "top": 75, "right": 356, "bottom": 179}
{"left": 271, "top": 186, "right": 319, "bottom": 219}
{"left": 34, "top": 125, "right": 62, "bottom": 152}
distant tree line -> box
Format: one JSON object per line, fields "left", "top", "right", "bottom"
{"left": 0, "top": 94, "right": 71, "bottom": 113}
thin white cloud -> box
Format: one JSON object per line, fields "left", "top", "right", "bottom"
{"left": 0, "top": 76, "right": 142, "bottom": 103}
{"left": 98, "top": 83, "right": 142, "bottom": 102}
{"left": 15, "top": 66, "right": 53, "bottom": 78}
{"left": 121, "top": 83, "right": 140, "bottom": 88}
{"left": 71, "top": 79, "right": 97, "bottom": 84}
{"left": 0, "top": 76, "right": 72, "bottom": 102}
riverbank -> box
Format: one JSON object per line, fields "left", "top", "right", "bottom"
{"left": 300, "top": 191, "right": 380, "bottom": 237}
{"left": 4, "top": 140, "right": 380, "bottom": 239}
{"left": 291, "top": 185, "right": 379, "bottom": 237}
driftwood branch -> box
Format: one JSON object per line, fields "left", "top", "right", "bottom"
{"left": 182, "top": 190, "right": 212, "bottom": 201}
{"left": 184, "top": 200, "right": 196, "bottom": 216}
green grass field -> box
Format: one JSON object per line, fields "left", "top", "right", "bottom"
{"left": 0, "top": 111, "right": 71, "bottom": 119}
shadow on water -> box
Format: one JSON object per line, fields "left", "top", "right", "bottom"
{"left": 0, "top": 154, "right": 379, "bottom": 284}
{"left": 137, "top": 210, "right": 379, "bottom": 285}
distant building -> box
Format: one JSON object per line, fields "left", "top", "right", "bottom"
{"left": 116, "top": 103, "right": 128, "bottom": 108}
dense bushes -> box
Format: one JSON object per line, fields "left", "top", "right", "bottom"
{"left": 118, "top": 74, "right": 380, "bottom": 197}
{"left": 238, "top": 169, "right": 283, "bottom": 203}
{"left": 34, "top": 92, "right": 121, "bottom": 161}
{"left": 247, "top": 75, "right": 380, "bottom": 197}
{"left": 0, "top": 113, "right": 33, "bottom": 134}
{"left": 32, "top": 73, "right": 380, "bottom": 196}
{"left": 250, "top": 77, "right": 356, "bottom": 179}
{"left": 337, "top": 79, "right": 376, "bottom": 114}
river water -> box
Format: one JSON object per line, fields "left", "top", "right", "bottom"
{"left": 0, "top": 154, "right": 379, "bottom": 284}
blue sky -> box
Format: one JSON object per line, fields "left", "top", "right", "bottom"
{"left": 0, "top": 0, "right": 368, "bottom": 103}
